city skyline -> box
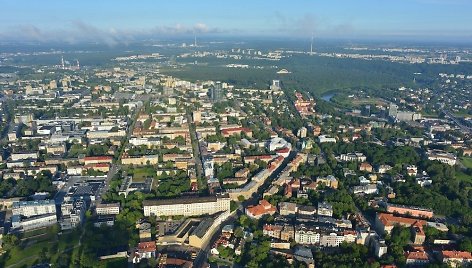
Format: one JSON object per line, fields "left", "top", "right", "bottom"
{"left": 1, "top": 0, "right": 472, "bottom": 44}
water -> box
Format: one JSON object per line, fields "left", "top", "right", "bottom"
{"left": 321, "top": 93, "right": 335, "bottom": 102}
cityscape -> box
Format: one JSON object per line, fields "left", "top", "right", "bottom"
{"left": 0, "top": 1, "right": 472, "bottom": 268}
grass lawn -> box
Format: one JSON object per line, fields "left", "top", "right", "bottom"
{"left": 456, "top": 171, "right": 472, "bottom": 183}
{"left": 98, "top": 258, "right": 128, "bottom": 268}
{"left": 460, "top": 157, "right": 472, "bottom": 169}
{"left": 2, "top": 228, "right": 81, "bottom": 267}
{"left": 124, "top": 166, "right": 156, "bottom": 181}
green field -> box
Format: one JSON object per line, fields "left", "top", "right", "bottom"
{"left": 460, "top": 157, "right": 472, "bottom": 169}
{"left": 1, "top": 227, "right": 80, "bottom": 267}
{"left": 456, "top": 171, "right": 472, "bottom": 183}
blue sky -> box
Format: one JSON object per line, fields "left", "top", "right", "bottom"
{"left": 1, "top": 0, "right": 471, "bottom": 43}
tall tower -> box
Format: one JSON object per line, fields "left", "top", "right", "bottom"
{"left": 61, "top": 56, "right": 65, "bottom": 69}
{"left": 310, "top": 33, "right": 314, "bottom": 55}
{"left": 76, "top": 59, "right": 80, "bottom": 70}
{"left": 194, "top": 33, "right": 197, "bottom": 47}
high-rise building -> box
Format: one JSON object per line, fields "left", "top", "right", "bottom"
{"left": 270, "top": 80, "right": 281, "bottom": 91}
{"left": 210, "top": 82, "right": 223, "bottom": 102}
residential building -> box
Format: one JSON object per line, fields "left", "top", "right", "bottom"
{"left": 12, "top": 200, "right": 56, "bottom": 217}
{"left": 440, "top": 250, "right": 472, "bottom": 267}
{"left": 96, "top": 202, "right": 120, "bottom": 215}
{"left": 386, "top": 203, "right": 433, "bottom": 219}
{"left": 317, "top": 202, "right": 333, "bottom": 217}
{"left": 246, "top": 199, "right": 277, "bottom": 219}
{"left": 143, "top": 194, "right": 230, "bottom": 217}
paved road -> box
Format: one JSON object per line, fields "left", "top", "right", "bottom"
{"left": 187, "top": 113, "right": 203, "bottom": 179}
{"left": 443, "top": 109, "right": 472, "bottom": 134}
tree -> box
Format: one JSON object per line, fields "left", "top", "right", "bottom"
{"left": 2, "top": 234, "right": 19, "bottom": 250}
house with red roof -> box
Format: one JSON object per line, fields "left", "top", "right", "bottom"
{"left": 405, "top": 250, "right": 429, "bottom": 266}
{"left": 440, "top": 250, "right": 472, "bottom": 267}
{"left": 246, "top": 199, "right": 276, "bottom": 219}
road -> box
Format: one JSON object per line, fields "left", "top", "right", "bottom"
{"left": 193, "top": 210, "right": 240, "bottom": 268}
{"left": 98, "top": 103, "right": 142, "bottom": 201}
{"left": 187, "top": 113, "right": 203, "bottom": 179}
{"left": 442, "top": 109, "right": 472, "bottom": 134}
{"left": 192, "top": 149, "right": 298, "bottom": 268}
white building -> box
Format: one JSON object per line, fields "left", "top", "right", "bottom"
{"left": 295, "top": 225, "right": 320, "bottom": 245}
{"left": 317, "top": 202, "right": 333, "bottom": 217}
{"left": 11, "top": 213, "right": 57, "bottom": 231}
{"left": 143, "top": 194, "right": 230, "bottom": 217}
{"left": 96, "top": 203, "right": 120, "bottom": 215}
{"left": 427, "top": 150, "right": 457, "bottom": 166}
{"left": 12, "top": 200, "right": 56, "bottom": 217}
{"left": 60, "top": 200, "right": 86, "bottom": 230}
{"left": 318, "top": 135, "right": 336, "bottom": 143}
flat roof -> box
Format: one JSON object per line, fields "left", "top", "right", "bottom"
{"left": 143, "top": 196, "right": 218, "bottom": 206}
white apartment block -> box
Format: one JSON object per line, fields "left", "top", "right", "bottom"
{"left": 295, "top": 226, "right": 321, "bottom": 245}
{"left": 12, "top": 200, "right": 56, "bottom": 217}
{"left": 143, "top": 195, "right": 230, "bottom": 217}
{"left": 96, "top": 203, "right": 121, "bottom": 215}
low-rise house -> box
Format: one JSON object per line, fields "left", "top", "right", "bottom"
{"left": 359, "top": 162, "right": 373, "bottom": 172}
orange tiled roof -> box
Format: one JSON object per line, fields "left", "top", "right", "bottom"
{"left": 378, "top": 213, "right": 426, "bottom": 227}
{"left": 441, "top": 250, "right": 472, "bottom": 259}
{"left": 405, "top": 251, "right": 428, "bottom": 260}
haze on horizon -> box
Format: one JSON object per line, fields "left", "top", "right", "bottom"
{"left": 1, "top": 0, "right": 472, "bottom": 45}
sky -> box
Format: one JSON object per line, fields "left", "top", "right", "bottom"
{"left": 1, "top": 0, "right": 471, "bottom": 44}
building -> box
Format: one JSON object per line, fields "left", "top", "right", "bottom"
{"left": 143, "top": 194, "right": 230, "bottom": 217}
{"left": 405, "top": 250, "right": 429, "bottom": 266}
{"left": 279, "top": 202, "right": 298, "bottom": 216}
{"left": 318, "top": 135, "right": 336, "bottom": 143}
{"left": 317, "top": 202, "right": 333, "bottom": 217}
{"left": 440, "top": 250, "right": 472, "bottom": 267}
{"left": 270, "top": 80, "right": 281, "bottom": 91}
{"left": 315, "top": 175, "right": 339, "bottom": 189}
{"left": 375, "top": 213, "right": 426, "bottom": 235}
{"left": 297, "top": 127, "right": 307, "bottom": 138}
{"left": 338, "top": 153, "right": 367, "bottom": 162}
{"left": 427, "top": 150, "right": 457, "bottom": 166}
{"left": 96, "top": 202, "right": 120, "bottom": 215}
{"left": 121, "top": 155, "right": 160, "bottom": 166}
{"left": 12, "top": 200, "right": 56, "bottom": 217}
{"left": 371, "top": 236, "right": 388, "bottom": 258}
{"left": 386, "top": 203, "right": 433, "bottom": 219}
{"left": 193, "top": 111, "right": 201, "bottom": 123}
{"left": 83, "top": 156, "right": 113, "bottom": 165}
{"left": 60, "top": 200, "right": 86, "bottom": 230}
{"left": 359, "top": 162, "right": 373, "bottom": 172}
{"left": 11, "top": 213, "right": 57, "bottom": 231}
{"left": 246, "top": 199, "right": 277, "bottom": 219}
{"left": 295, "top": 225, "right": 320, "bottom": 245}
{"left": 352, "top": 184, "right": 378, "bottom": 195}
{"left": 133, "top": 241, "right": 157, "bottom": 263}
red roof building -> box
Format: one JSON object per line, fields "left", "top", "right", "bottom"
{"left": 246, "top": 199, "right": 276, "bottom": 219}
